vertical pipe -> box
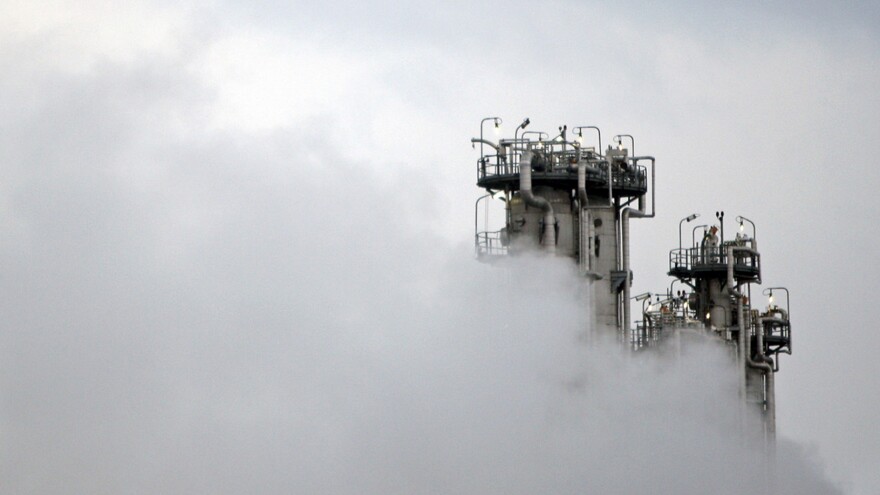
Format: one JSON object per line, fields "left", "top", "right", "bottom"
{"left": 758, "top": 318, "right": 777, "bottom": 436}
{"left": 622, "top": 208, "right": 648, "bottom": 331}
{"left": 728, "top": 246, "right": 774, "bottom": 437}
{"left": 620, "top": 157, "right": 655, "bottom": 332}
{"left": 577, "top": 163, "right": 589, "bottom": 273}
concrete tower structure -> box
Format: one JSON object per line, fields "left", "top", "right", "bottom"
{"left": 471, "top": 117, "right": 791, "bottom": 440}
{"left": 663, "top": 216, "right": 792, "bottom": 439}
{"left": 472, "top": 119, "right": 653, "bottom": 337}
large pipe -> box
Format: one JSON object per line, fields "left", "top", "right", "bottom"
{"left": 754, "top": 318, "right": 776, "bottom": 436}
{"left": 631, "top": 157, "right": 656, "bottom": 216}
{"left": 728, "top": 247, "right": 756, "bottom": 364}
{"left": 576, "top": 162, "right": 589, "bottom": 271}
{"left": 727, "top": 246, "right": 759, "bottom": 367}
{"left": 571, "top": 157, "right": 614, "bottom": 275}
{"left": 576, "top": 161, "right": 588, "bottom": 206}
{"left": 622, "top": 208, "right": 648, "bottom": 330}
{"left": 726, "top": 246, "right": 774, "bottom": 435}
{"left": 519, "top": 150, "right": 556, "bottom": 252}
{"left": 573, "top": 150, "right": 614, "bottom": 209}
{"left": 575, "top": 158, "right": 612, "bottom": 272}
{"left": 590, "top": 159, "right": 614, "bottom": 209}
{"left": 620, "top": 157, "right": 656, "bottom": 331}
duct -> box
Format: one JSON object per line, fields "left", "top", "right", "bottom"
{"left": 518, "top": 150, "right": 556, "bottom": 252}
{"left": 620, "top": 156, "right": 656, "bottom": 331}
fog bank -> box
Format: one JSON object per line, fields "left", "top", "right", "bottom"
{"left": 0, "top": 103, "right": 840, "bottom": 492}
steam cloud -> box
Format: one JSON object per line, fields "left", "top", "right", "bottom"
{"left": 0, "top": 64, "right": 842, "bottom": 494}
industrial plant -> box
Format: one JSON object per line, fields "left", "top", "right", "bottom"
{"left": 471, "top": 117, "right": 792, "bottom": 441}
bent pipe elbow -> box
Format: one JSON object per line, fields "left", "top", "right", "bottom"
{"left": 470, "top": 138, "right": 501, "bottom": 153}
{"left": 519, "top": 151, "right": 556, "bottom": 251}
{"left": 726, "top": 246, "right": 759, "bottom": 296}
{"left": 518, "top": 151, "right": 552, "bottom": 212}
{"left": 621, "top": 207, "right": 650, "bottom": 331}
{"left": 748, "top": 320, "right": 776, "bottom": 433}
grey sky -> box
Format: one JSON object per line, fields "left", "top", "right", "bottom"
{"left": 0, "top": 0, "right": 877, "bottom": 493}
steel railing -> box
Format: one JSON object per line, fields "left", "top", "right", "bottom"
{"left": 475, "top": 230, "right": 508, "bottom": 257}
{"left": 477, "top": 152, "right": 647, "bottom": 190}
{"left": 669, "top": 245, "right": 760, "bottom": 273}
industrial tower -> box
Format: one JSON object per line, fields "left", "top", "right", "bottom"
{"left": 471, "top": 117, "right": 791, "bottom": 440}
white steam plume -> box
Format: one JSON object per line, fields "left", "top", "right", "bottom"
{"left": 0, "top": 60, "right": 842, "bottom": 494}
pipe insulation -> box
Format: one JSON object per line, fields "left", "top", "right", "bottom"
{"left": 518, "top": 150, "right": 556, "bottom": 252}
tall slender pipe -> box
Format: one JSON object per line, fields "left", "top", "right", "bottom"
{"left": 589, "top": 159, "right": 613, "bottom": 209}
{"left": 576, "top": 161, "right": 588, "bottom": 206}
{"left": 622, "top": 208, "right": 648, "bottom": 330}
{"left": 519, "top": 151, "right": 556, "bottom": 252}
{"left": 572, "top": 159, "right": 613, "bottom": 275}
{"left": 754, "top": 318, "right": 776, "bottom": 436}
{"left": 620, "top": 156, "right": 656, "bottom": 331}
{"left": 577, "top": 162, "right": 589, "bottom": 271}
{"left": 727, "top": 246, "right": 774, "bottom": 435}
{"left": 727, "top": 246, "right": 759, "bottom": 369}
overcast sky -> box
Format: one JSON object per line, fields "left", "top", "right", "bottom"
{"left": 1, "top": 1, "right": 878, "bottom": 493}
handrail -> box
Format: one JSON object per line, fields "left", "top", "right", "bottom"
{"left": 477, "top": 155, "right": 647, "bottom": 190}
{"left": 475, "top": 230, "right": 508, "bottom": 257}
{"left": 669, "top": 245, "right": 761, "bottom": 274}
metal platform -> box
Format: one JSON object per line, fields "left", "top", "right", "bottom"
{"left": 475, "top": 153, "right": 648, "bottom": 198}
{"left": 668, "top": 246, "right": 761, "bottom": 282}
